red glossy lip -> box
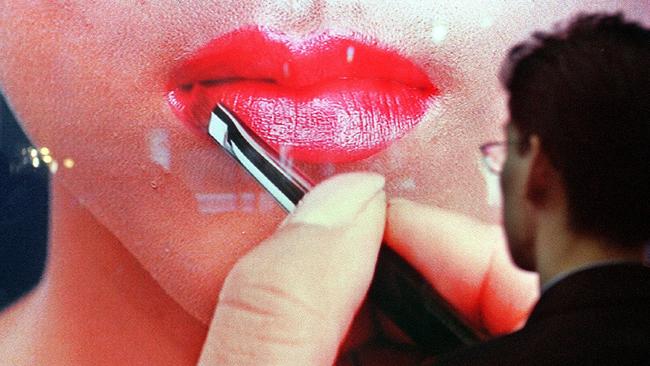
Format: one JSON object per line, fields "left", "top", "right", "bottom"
{"left": 167, "top": 27, "right": 438, "bottom": 163}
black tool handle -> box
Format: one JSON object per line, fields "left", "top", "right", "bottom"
{"left": 369, "top": 245, "right": 488, "bottom": 354}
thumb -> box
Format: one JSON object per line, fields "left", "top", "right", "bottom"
{"left": 199, "top": 173, "right": 386, "bottom": 366}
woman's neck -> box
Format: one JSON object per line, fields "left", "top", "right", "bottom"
{"left": 0, "top": 178, "right": 207, "bottom": 365}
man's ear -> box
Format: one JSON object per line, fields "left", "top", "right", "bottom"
{"left": 525, "top": 135, "right": 559, "bottom": 207}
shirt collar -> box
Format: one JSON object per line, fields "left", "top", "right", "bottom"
{"left": 541, "top": 259, "right": 642, "bottom": 295}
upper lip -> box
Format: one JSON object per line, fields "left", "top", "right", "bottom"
{"left": 167, "top": 26, "right": 436, "bottom": 93}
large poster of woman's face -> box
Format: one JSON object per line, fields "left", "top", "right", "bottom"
{"left": 1, "top": 0, "right": 648, "bottom": 326}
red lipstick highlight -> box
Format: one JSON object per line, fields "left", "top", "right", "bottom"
{"left": 167, "top": 27, "right": 438, "bottom": 163}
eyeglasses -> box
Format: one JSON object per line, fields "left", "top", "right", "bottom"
{"left": 479, "top": 141, "right": 510, "bottom": 174}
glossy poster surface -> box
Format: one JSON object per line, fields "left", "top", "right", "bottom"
{"left": 0, "top": 0, "right": 648, "bottom": 328}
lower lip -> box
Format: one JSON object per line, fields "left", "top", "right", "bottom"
{"left": 168, "top": 80, "right": 434, "bottom": 163}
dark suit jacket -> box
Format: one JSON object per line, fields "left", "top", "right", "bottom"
{"left": 433, "top": 263, "right": 650, "bottom": 365}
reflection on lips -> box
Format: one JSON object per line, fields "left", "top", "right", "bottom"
{"left": 167, "top": 27, "right": 438, "bottom": 163}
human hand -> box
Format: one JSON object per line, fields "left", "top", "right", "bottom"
{"left": 197, "top": 172, "right": 386, "bottom": 365}
{"left": 198, "top": 173, "right": 539, "bottom": 365}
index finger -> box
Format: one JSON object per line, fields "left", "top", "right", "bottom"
{"left": 385, "top": 198, "right": 538, "bottom": 335}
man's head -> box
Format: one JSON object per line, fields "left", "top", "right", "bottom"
{"left": 499, "top": 13, "right": 650, "bottom": 271}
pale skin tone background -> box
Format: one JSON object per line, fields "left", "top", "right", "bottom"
{"left": 0, "top": 1, "right": 648, "bottom": 365}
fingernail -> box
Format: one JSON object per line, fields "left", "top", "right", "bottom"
{"left": 287, "top": 172, "right": 385, "bottom": 228}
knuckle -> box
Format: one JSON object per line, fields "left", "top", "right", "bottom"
{"left": 219, "top": 266, "right": 327, "bottom": 339}
{"left": 214, "top": 274, "right": 330, "bottom": 364}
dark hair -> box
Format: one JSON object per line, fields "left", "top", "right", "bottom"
{"left": 500, "top": 13, "right": 650, "bottom": 246}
